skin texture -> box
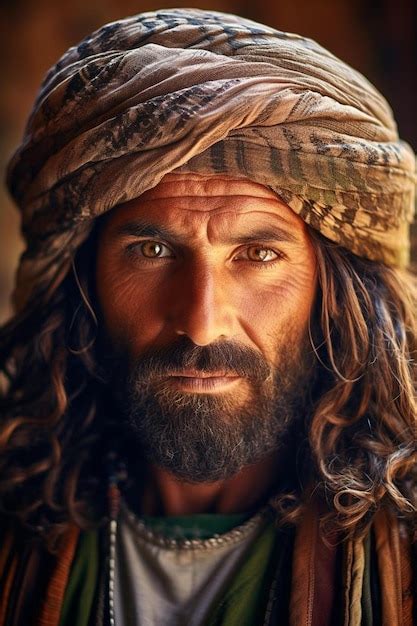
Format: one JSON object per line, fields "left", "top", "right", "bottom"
{"left": 96, "top": 172, "right": 317, "bottom": 515}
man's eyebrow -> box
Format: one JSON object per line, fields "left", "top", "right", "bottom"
{"left": 227, "top": 226, "right": 297, "bottom": 245}
{"left": 114, "top": 222, "right": 181, "bottom": 242}
{"left": 114, "top": 221, "right": 298, "bottom": 244}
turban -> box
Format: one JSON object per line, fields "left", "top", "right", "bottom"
{"left": 6, "top": 8, "right": 416, "bottom": 312}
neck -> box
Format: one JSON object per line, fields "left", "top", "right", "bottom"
{"left": 129, "top": 452, "right": 284, "bottom": 516}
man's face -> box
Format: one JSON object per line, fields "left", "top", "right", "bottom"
{"left": 95, "top": 173, "right": 318, "bottom": 482}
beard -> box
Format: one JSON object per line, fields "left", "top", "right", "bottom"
{"left": 103, "top": 332, "right": 317, "bottom": 484}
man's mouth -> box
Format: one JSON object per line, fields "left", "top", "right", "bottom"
{"left": 163, "top": 370, "right": 242, "bottom": 392}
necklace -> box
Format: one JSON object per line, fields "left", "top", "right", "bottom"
{"left": 105, "top": 454, "right": 282, "bottom": 626}
{"left": 122, "top": 500, "right": 270, "bottom": 551}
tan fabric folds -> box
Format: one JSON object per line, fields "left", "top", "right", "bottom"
{"left": 5, "top": 9, "right": 416, "bottom": 311}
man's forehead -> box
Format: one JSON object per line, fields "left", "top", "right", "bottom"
{"left": 104, "top": 172, "right": 304, "bottom": 231}
{"left": 141, "top": 172, "right": 279, "bottom": 202}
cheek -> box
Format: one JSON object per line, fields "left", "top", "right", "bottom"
{"left": 96, "top": 257, "right": 165, "bottom": 349}
{"left": 241, "top": 265, "right": 315, "bottom": 318}
{"left": 234, "top": 260, "right": 316, "bottom": 351}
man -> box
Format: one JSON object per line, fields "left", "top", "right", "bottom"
{"left": 0, "top": 8, "right": 416, "bottom": 626}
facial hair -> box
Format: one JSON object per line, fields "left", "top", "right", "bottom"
{"left": 105, "top": 333, "right": 316, "bottom": 484}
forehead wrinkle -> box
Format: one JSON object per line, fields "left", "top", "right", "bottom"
{"left": 141, "top": 173, "right": 280, "bottom": 202}
{"left": 113, "top": 197, "right": 300, "bottom": 239}
{"left": 112, "top": 209, "right": 302, "bottom": 248}
{"left": 204, "top": 210, "right": 301, "bottom": 245}
{"left": 133, "top": 193, "right": 294, "bottom": 219}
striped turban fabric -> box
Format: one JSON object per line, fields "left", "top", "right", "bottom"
{"left": 6, "top": 8, "right": 416, "bottom": 312}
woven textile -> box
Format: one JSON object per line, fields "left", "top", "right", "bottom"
{"left": 6, "top": 8, "right": 416, "bottom": 311}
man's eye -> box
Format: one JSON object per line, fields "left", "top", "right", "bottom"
{"left": 134, "top": 241, "right": 173, "bottom": 258}
{"left": 243, "top": 246, "right": 280, "bottom": 262}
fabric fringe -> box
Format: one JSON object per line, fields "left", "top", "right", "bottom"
{"left": 289, "top": 505, "right": 415, "bottom": 626}
{"left": 35, "top": 525, "right": 80, "bottom": 626}
{"left": 342, "top": 536, "right": 365, "bottom": 626}
{"left": 399, "top": 520, "right": 414, "bottom": 625}
{"left": 373, "top": 508, "right": 403, "bottom": 626}
{"left": 0, "top": 530, "right": 18, "bottom": 626}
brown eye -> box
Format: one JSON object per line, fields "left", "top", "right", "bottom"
{"left": 140, "top": 241, "right": 171, "bottom": 258}
{"left": 246, "top": 246, "right": 278, "bottom": 262}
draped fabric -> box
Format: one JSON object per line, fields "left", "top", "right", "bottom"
{"left": 0, "top": 507, "right": 414, "bottom": 625}
{"left": 5, "top": 8, "right": 416, "bottom": 312}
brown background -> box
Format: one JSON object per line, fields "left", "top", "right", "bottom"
{"left": 1, "top": 0, "right": 416, "bottom": 323}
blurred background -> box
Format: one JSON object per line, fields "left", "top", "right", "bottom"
{"left": 0, "top": 0, "right": 416, "bottom": 322}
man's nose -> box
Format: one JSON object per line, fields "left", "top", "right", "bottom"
{"left": 169, "top": 264, "right": 234, "bottom": 346}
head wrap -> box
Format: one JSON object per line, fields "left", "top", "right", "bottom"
{"left": 6, "top": 8, "right": 416, "bottom": 312}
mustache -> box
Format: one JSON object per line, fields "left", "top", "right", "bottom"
{"left": 105, "top": 335, "right": 272, "bottom": 383}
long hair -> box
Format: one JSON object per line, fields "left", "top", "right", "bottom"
{"left": 0, "top": 229, "right": 416, "bottom": 549}
{"left": 272, "top": 231, "right": 417, "bottom": 538}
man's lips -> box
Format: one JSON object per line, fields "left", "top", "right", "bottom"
{"left": 160, "top": 370, "right": 242, "bottom": 392}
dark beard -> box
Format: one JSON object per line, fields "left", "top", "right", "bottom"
{"left": 104, "top": 334, "right": 316, "bottom": 483}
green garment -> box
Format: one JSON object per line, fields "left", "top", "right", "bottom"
{"left": 141, "top": 511, "right": 252, "bottom": 540}
{"left": 59, "top": 531, "right": 99, "bottom": 626}
{"left": 203, "top": 520, "right": 287, "bottom": 626}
